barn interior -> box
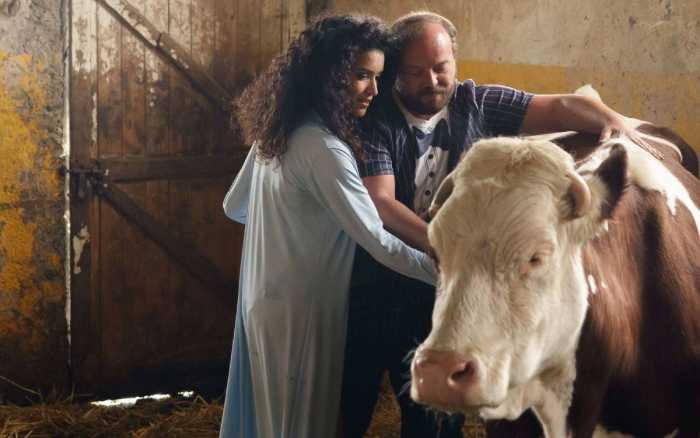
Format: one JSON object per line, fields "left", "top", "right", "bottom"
{"left": 0, "top": 0, "right": 698, "bottom": 436}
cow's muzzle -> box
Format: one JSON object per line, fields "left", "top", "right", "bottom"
{"left": 410, "top": 348, "right": 485, "bottom": 411}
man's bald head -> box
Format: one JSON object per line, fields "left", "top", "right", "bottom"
{"left": 392, "top": 12, "right": 458, "bottom": 118}
{"left": 392, "top": 11, "right": 458, "bottom": 54}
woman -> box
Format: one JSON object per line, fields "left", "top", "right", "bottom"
{"left": 218, "top": 14, "right": 436, "bottom": 438}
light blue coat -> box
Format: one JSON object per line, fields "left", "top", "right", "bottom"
{"left": 219, "top": 114, "right": 436, "bottom": 438}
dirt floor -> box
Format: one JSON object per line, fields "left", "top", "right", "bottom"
{"left": 0, "top": 377, "right": 486, "bottom": 437}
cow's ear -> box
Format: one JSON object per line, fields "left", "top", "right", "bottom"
{"left": 593, "top": 143, "right": 628, "bottom": 219}
{"left": 563, "top": 170, "right": 592, "bottom": 220}
{"left": 428, "top": 171, "right": 455, "bottom": 220}
{"left": 563, "top": 144, "right": 627, "bottom": 224}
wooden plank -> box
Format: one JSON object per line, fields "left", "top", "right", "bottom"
{"left": 168, "top": 0, "right": 195, "bottom": 154}
{"left": 214, "top": 0, "right": 242, "bottom": 151}
{"left": 118, "top": 0, "right": 154, "bottom": 383}
{"left": 236, "top": 0, "right": 259, "bottom": 85}
{"left": 70, "top": 0, "right": 101, "bottom": 390}
{"left": 191, "top": 0, "right": 216, "bottom": 71}
{"left": 214, "top": 0, "right": 238, "bottom": 93}
{"left": 144, "top": 1, "right": 170, "bottom": 157}
{"left": 190, "top": 0, "right": 218, "bottom": 154}
{"left": 184, "top": 177, "right": 237, "bottom": 354}
{"left": 97, "top": 6, "right": 123, "bottom": 158}
{"left": 122, "top": 1, "right": 146, "bottom": 158}
{"left": 284, "top": 0, "right": 306, "bottom": 48}
{"left": 259, "top": 0, "right": 282, "bottom": 73}
{"left": 167, "top": 0, "right": 198, "bottom": 362}
{"left": 98, "top": 182, "right": 232, "bottom": 300}
{"left": 97, "top": 0, "right": 232, "bottom": 114}
{"left": 143, "top": 0, "right": 178, "bottom": 361}
{"left": 97, "top": 2, "right": 130, "bottom": 384}
{"left": 208, "top": 174, "right": 244, "bottom": 321}
{"left": 101, "top": 153, "right": 247, "bottom": 182}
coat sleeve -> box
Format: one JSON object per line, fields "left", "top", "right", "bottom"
{"left": 223, "top": 144, "right": 257, "bottom": 224}
{"left": 301, "top": 134, "right": 437, "bottom": 286}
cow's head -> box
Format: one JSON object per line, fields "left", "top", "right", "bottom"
{"left": 411, "top": 137, "right": 627, "bottom": 414}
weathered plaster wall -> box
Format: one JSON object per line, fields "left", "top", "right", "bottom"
{"left": 334, "top": 0, "right": 700, "bottom": 155}
{"left": 0, "top": 0, "right": 68, "bottom": 400}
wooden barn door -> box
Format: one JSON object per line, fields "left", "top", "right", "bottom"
{"left": 69, "top": 0, "right": 305, "bottom": 397}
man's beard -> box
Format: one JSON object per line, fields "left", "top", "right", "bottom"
{"left": 396, "top": 84, "right": 453, "bottom": 116}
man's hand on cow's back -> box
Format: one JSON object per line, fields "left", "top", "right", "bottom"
{"left": 522, "top": 94, "right": 663, "bottom": 160}
{"left": 600, "top": 115, "right": 664, "bottom": 160}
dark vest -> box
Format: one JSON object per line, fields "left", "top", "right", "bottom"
{"left": 352, "top": 82, "right": 488, "bottom": 287}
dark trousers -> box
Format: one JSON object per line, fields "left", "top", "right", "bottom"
{"left": 341, "top": 265, "right": 464, "bottom": 438}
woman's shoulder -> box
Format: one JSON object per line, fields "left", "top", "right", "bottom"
{"left": 288, "top": 114, "right": 352, "bottom": 158}
{"left": 282, "top": 116, "right": 358, "bottom": 184}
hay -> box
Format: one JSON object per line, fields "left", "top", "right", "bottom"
{"left": 0, "top": 378, "right": 485, "bottom": 438}
{"left": 0, "top": 393, "right": 223, "bottom": 438}
{"left": 365, "top": 375, "right": 486, "bottom": 438}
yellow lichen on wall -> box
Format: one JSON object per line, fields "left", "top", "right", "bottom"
{"left": 0, "top": 49, "right": 62, "bottom": 351}
{"left": 458, "top": 60, "right": 700, "bottom": 157}
{"left": 457, "top": 60, "right": 570, "bottom": 95}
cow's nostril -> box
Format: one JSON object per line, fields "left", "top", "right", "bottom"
{"left": 449, "top": 361, "right": 475, "bottom": 384}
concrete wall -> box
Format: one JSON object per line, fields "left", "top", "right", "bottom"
{"left": 0, "top": 0, "right": 68, "bottom": 400}
{"left": 334, "top": 0, "right": 700, "bottom": 155}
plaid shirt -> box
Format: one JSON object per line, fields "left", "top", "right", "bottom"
{"left": 350, "top": 80, "right": 532, "bottom": 287}
{"left": 359, "top": 80, "right": 532, "bottom": 209}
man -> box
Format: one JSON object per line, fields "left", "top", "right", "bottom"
{"left": 341, "top": 11, "right": 650, "bottom": 438}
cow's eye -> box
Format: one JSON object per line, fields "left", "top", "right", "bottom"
{"left": 529, "top": 254, "right": 543, "bottom": 267}
{"left": 519, "top": 251, "right": 549, "bottom": 277}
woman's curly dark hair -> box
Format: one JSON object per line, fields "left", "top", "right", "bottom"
{"left": 234, "top": 14, "right": 395, "bottom": 161}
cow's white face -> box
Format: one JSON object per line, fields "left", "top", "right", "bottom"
{"left": 411, "top": 137, "right": 626, "bottom": 415}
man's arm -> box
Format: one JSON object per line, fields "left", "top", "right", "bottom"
{"left": 520, "top": 94, "right": 659, "bottom": 157}
{"left": 363, "top": 174, "right": 430, "bottom": 253}
{"left": 521, "top": 94, "right": 625, "bottom": 135}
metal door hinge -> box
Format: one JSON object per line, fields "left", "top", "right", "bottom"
{"left": 60, "top": 163, "right": 109, "bottom": 201}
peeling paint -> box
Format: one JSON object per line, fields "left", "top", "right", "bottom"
{"left": 63, "top": 1, "right": 72, "bottom": 352}
{"left": 91, "top": 91, "right": 97, "bottom": 143}
{"left": 72, "top": 225, "right": 90, "bottom": 275}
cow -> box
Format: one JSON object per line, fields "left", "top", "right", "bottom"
{"left": 408, "top": 123, "right": 700, "bottom": 437}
